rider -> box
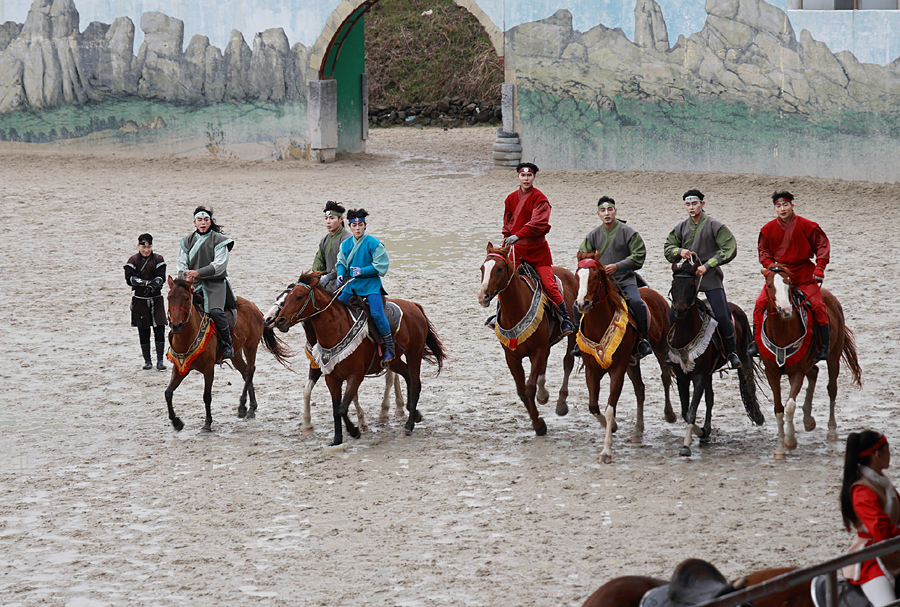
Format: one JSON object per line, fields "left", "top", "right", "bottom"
{"left": 577, "top": 196, "right": 652, "bottom": 359}
{"left": 840, "top": 430, "right": 900, "bottom": 607}
{"left": 124, "top": 233, "right": 167, "bottom": 370}
{"left": 497, "top": 162, "right": 574, "bottom": 335}
{"left": 177, "top": 206, "right": 236, "bottom": 360}
{"left": 663, "top": 189, "right": 741, "bottom": 369}
{"left": 749, "top": 191, "right": 831, "bottom": 360}
{"left": 335, "top": 208, "right": 394, "bottom": 364}
{"left": 313, "top": 200, "right": 352, "bottom": 295}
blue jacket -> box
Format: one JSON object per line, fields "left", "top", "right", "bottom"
{"left": 336, "top": 233, "right": 389, "bottom": 297}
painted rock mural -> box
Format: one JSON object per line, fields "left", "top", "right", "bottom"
{"left": 509, "top": 0, "right": 900, "bottom": 182}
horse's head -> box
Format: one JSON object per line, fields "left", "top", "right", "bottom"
{"left": 273, "top": 272, "right": 322, "bottom": 332}
{"left": 478, "top": 242, "right": 514, "bottom": 307}
{"left": 574, "top": 250, "right": 609, "bottom": 314}
{"left": 764, "top": 263, "right": 794, "bottom": 319}
{"left": 167, "top": 276, "right": 194, "bottom": 334}
{"left": 263, "top": 282, "right": 297, "bottom": 329}
{"left": 670, "top": 260, "right": 701, "bottom": 319}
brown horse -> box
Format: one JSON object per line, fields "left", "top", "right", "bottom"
{"left": 574, "top": 251, "right": 675, "bottom": 464}
{"left": 582, "top": 559, "right": 812, "bottom": 607}
{"left": 477, "top": 242, "right": 577, "bottom": 436}
{"left": 272, "top": 272, "right": 445, "bottom": 446}
{"left": 669, "top": 260, "right": 764, "bottom": 456}
{"left": 263, "top": 284, "right": 405, "bottom": 435}
{"left": 165, "top": 276, "right": 292, "bottom": 432}
{"left": 758, "top": 264, "right": 862, "bottom": 459}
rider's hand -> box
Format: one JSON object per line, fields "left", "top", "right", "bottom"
{"left": 696, "top": 265, "right": 708, "bottom": 276}
{"left": 814, "top": 269, "right": 825, "bottom": 285}
{"left": 131, "top": 277, "right": 148, "bottom": 287}
{"left": 152, "top": 277, "right": 164, "bottom": 288}
{"left": 604, "top": 263, "right": 617, "bottom": 275}
{"left": 351, "top": 267, "right": 362, "bottom": 277}
{"left": 679, "top": 249, "right": 692, "bottom": 260}
{"left": 319, "top": 275, "right": 330, "bottom": 287}
{"left": 503, "top": 235, "right": 519, "bottom": 246}
{"left": 336, "top": 275, "right": 344, "bottom": 288}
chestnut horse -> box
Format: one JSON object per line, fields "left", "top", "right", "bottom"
{"left": 273, "top": 272, "right": 445, "bottom": 446}
{"left": 165, "top": 276, "right": 292, "bottom": 432}
{"left": 758, "top": 264, "right": 862, "bottom": 459}
{"left": 669, "top": 260, "right": 764, "bottom": 456}
{"left": 264, "top": 283, "right": 404, "bottom": 435}
{"left": 478, "top": 242, "right": 577, "bottom": 436}
{"left": 574, "top": 251, "right": 675, "bottom": 464}
{"left": 582, "top": 559, "right": 812, "bottom": 607}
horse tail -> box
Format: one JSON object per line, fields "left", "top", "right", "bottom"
{"left": 733, "top": 306, "right": 765, "bottom": 426}
{"left": 415, "top": 303, "right": 447, "bottom": 375}
{"left": 262, "top": 325, "right": 294, "bottom": 370}
{"left": 841, "top": 325, "right": 863, "bottom": 387}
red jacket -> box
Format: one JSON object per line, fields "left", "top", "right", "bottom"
{"left": 503, "top": 187, "right": 553, "bottom": 266}
{"left": 758, "top": 214, "right": 829, "bottom": 286}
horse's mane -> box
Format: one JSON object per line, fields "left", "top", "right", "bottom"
{"left": 767, "top": 263, "right": 795, "bottom": 281}
{"left": 296, "top": 271, "right": 322, "bottom": 287}
{"left": 173, "top": 277, "right": 192, "bottom": 290}
{"left": 674, "top": 259, "right": 697, "bottom": 277}
{"left": 596, "top": 265, "right": 625, "bottom": 310}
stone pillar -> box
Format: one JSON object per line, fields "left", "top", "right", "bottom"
{"left": 494, "top": 83, "right": 521, "bottom": 168}
{"left": 308, "top": 79, "right": 337, "bottom": 163}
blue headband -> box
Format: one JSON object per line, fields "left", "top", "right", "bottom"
{"left": 348, "top": 217, "right": 366, "bottom": 224}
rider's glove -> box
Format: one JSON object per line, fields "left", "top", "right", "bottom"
{"left": 131, "top": 277, "right": 148, "bottom": 287}
{"left": 503, "top": 235, "right": 519, "bottom": 246}
{"left": 151, "top": 277, "right": 164, "bottom": 288}
{"left": 351, "top": 267, "right": 362, "bottom": 277}
{"left": 319, "top": 275, "right": 330, "bottom": 287}
{"left": 813, "top": 268, "right": 825, "bottom": 285}
{"left": 336, "top": 275, "right": 344, "bottom": 288}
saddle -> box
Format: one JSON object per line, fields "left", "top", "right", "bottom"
{"left": 810, "top": 575, "right": 874, "bottom": 607}
{"left": 347, "top": 295, "right": 403, "bottom": 347}
{"left": 516, "top": 261, "right": 566, "bottom": 328}
{"left": 640, "top": 559, "right": 748, "bottom": 607}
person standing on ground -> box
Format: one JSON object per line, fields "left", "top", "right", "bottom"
{"left": 176, "top": 206, "right": 235, "bottom": 360}
{"left": 313, "top": 200, "right": 352, "bottom": 295}
{"left": 841, "top": 430, "right": 900, "bottom": 607}
{"left": 663, "top": 189, "right": 741, "bottom": 369}
{"left": 335, "top": 208, "right": 395, "bottom": 365}
{"left": 577, "top": 196, "right": 652, "bottom": 359}
{"left": 749, "top": 190, "right": 831, "bottom": 360}
{"left": 124, "top": 233, "right": 167, "bottom": 370}
{"left": 496, "top": 162, "right": 574, "bottom": 335}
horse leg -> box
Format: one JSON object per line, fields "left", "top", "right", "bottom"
{"left": 536, "top": 373, "right": 550, "bottom": 405}
{"left": 302, "top": 366, "right": 321, "bottom": 436}
{"left": 399, "top": 360, "right": 422, "bottom": 438}
{"left": 802, "top": 364, "right": 819, "bottom": 432}
{"left": 784, "top": 372, "right": 805, "bottom": 451}
{"left": 339, "top": 376, "right": 362, "bottom": 441}
{"left": 680, "top": 375, "right": 704, "bottom": 457}
{"left": 232, "top": 355, "right": 253, "bottom": 419}
{"left": 377, "top": 369, "right": 394, "bottom": 424}
{"left": 675, "top": 372, "right": 691, "bottom": 422}
{"left": 392, "top": 371, "right": 406, "bottom": 419}
{"left": 585, "top": 366, "right": 610, "bottom": 462}
{"left": 324, "top": 375, "right": 344, "bottom": 446}
{"left": 699, "top": 375, "right": 714, "bottom": 444}
{"left": 600, "top": 368, "right": 627, "bottom": 464}
{"left": 767, "top": 366, "right": 787, "bottom": 460}
{"left": 555, "top": 335, "right": 576, "bottom": 416}
{"left": 626, "top": 363, "right": 645, "bottom": 444}
{"left": 200, "top": 369, "right": 215, "bottom": 433}
{"left": 826, "top": 355, "right": 840, "bottom": 441}
{"left": 163, "top": 370, "right": 189, "bottom": 432}
{"left": 506, "top": 350, "right": 546, "bottom": 436}
{"left": 352, "top": 391, "right": 367, "bottom": 433}
{"left": 659, "top": 357, "right": 676, "bottom": 424}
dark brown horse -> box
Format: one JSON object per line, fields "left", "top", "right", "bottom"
{"left": 669, "top": 260, "right": 764, "bottom": 456}
{"left": 574, "top": 251, "right": 675, "bottom": 464}
{"left": 272, "top": 272, "right": 445, "bottom": 446}
{"left": 165, "top": 276, "right": 292, "bottom": 432}
{"left": 582, "top": 559, "right": 812, "bottom": 607}
{"left": 758, "top": 264, "right": 862, "bottom": 459}
{"left": 477, "top": 242, "right": 577, "bottom": 436}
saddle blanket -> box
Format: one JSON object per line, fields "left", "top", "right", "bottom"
{"left": 311, "top": 301, "right": 403, "bottom": 374}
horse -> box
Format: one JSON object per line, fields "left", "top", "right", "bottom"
{"left": 669, "top": 260, "right": 764, "bottom": 456}
{"left": 574, "top": 250, "right": 675, "bottom": 464}
{"left": 477, "top": 242, "right": 577, "bottom": 436}
{"left": 758, "top": 263, "right": 862, "bottom": 459}
{"left": 272, "top": 272, "right": 445, "bottom": 446}
{"left": 164, "top": 276, "right": 292, "bottom": 432}
{"left": 582, "top": 558, "right": 812, "bottom": 607}
{"left": 264, "top": 282, "right": 405, "bottom": 435}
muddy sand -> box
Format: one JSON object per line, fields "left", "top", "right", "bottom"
{"left": 1, "top": 127, "right": 898, "bottom": 606}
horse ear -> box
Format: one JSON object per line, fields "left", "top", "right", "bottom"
{"left": 168, "top": 275, "right": 174, "bottom": 287}
{"left": 486, "top": 242, "right": 494, "bottom": 253}
{"left": 671, "top": 262, "right": 680, "bottom": 273}
{"left": 576, "top": 251, "right": 585, "bottom": 260}
{"left": 591, "top": 250, "right": 601, "bottom": 261}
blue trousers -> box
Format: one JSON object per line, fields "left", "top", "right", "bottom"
{"left": 669, "top": 287, "right": 734, "bottom": 338}
{"left": 339, "top": 291, "right": 390, "bottom": 336}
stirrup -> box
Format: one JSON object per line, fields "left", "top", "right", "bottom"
{"left": 727, "top": 352, "right": 741, "bottom": 369}
{"left": 637, "top": 340, "right": 653, "bottom": 359}
{"left": 484, "top": 314, "right": 496, "bottom": 329}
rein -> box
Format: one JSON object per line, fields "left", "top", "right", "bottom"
{"left": 286, "top": 278, "right": 355, "bottom": 326}
{"left": 577, "top": 259, "right": 611, "bottom": 306}
{"left": 485, "top": 252, "right": 517, "bottom": 296}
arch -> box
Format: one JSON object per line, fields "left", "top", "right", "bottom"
{"left": 307, "top": 0, "right": 504, "bottom": 81}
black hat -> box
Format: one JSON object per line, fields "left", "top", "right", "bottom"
{"left": 138, "top": 233, "right": 153, "bottom": 244}
{"left": 347, "top": 208, "right": 369, "bottom": 223}
{"left": 323, "top": 200, "right": 345, "bottom": 216}
{"left": 516, "top": 162, "right": 539, "bottom": 175}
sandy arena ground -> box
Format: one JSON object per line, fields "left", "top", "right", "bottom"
{"left": 1, "top": 126, "right": 899, "bottom": 606}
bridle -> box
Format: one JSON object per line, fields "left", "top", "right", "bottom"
{"left": 576, "top": 258, "right": 611, "bottom": 311}
{"left": 483, "top": 252, "right": 517, "bottom": 297}
{"left": 670, "top": 253, "right": 703, "bottom": 311}
{"left": 167, "top": 285, "right": 194, "bottom": 330}
{"left": 283, "top": 279, "right": 354, "bottom": 327}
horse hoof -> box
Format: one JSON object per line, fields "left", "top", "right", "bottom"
{"left": 679, "top": 447, "right": 691, "bottom": 457}
{"left": 556, "top": 404, "right": 569, "bottom": 417}
{"left": 414, "top": 411, "right": 423, "bottom": 423}
{"left": 599, "top": 454, "right": 612, "bottom": 465}
{"left": 537, "top": 394, "right": 549, "bottom": 405}
{"left": 665, "top": 412, "right": 677, "bottom": 424}
{"left": 400, "top": 427, "right": 412, "bottom": 437}
{"left": 773, "top": 452, "right": 786, "bottom": 460}
{"left": 302, "top": 427, "right": 314, "bottom": 436}
{"left": 237, "top": 407, "right": 247, "bottom": 419}
{"left": 358, "top": 424, "right": 368, "bottom": 433}
{"left": 534, "top": 419, "right": 548, "bottom": 436}
{"left": 378, "top": 416, "right": 390, "bottom": 424}
{"left": 200, "top": 426, "right": 212, "bottom": 434}
{"left": 349, "top": 427, "right": 361, "bottom": 439}
{"left": 171, "top": 418, "right": 184, "bottom": 432}
{"left": 630, "top": 433, "right": 643, "bottom": 444}
{"left": 785, "top": 439, "right": 798, "bottom": 451}
{"left": 245, "top": 410, "right": 255, "bottom": 420}
{"left": 330, "top": 438, "right": 343, "bottom": 446}
{"left": 827, "top": 430, "right": 839, "bottom": 441}
{"left": 805, "top": 419, "right": 816, "bottom": 432}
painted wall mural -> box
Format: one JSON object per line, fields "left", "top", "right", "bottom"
{"left": 0, "top": 0, "right": 311, "bottom": 158}
{"left": 507, "top": 0, "right": 900, "bottom": 182}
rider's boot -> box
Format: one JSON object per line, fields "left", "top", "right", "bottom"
{"left": 747, "top": 324, "right": 759, "bottom": 358}
{"left": 570, "top": 310, "right": 583, "bottom": 357}
{"left": 557, "top": 301, "right": 575, "bottom": 337}
{"left": 635, "top": 311, "right": 653, "bottom": 360}
{"left": 141, "top": 342, "right": 153, "bottom": 370}
{"left": 156, "top": 340, "right": 167, "bottom": 371}
{"left": 209, "top": 309, "right": 235, "bottom": 360}
{"left": 723, "top": 333, "right": 741, "bottom": 369}
{"left": 817, "top": 323, "right": 830, "bottom": 361}
{"left": 381, "top": 333, "right": 396, "bottom": 366}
